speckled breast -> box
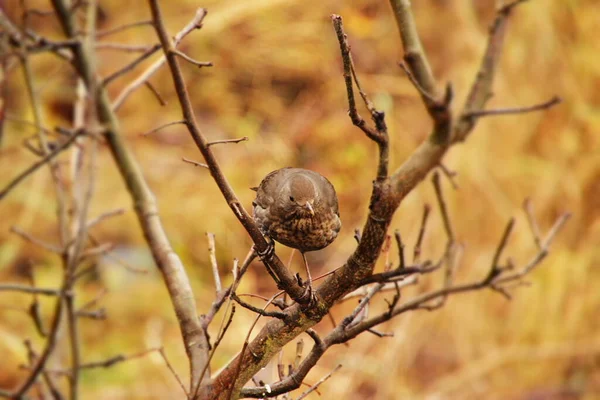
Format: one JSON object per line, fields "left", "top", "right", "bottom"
{"left": 268, "top": 212, "right": 341, "bottom": 252}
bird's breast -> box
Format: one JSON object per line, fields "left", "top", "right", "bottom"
{"left": 265, "top": 211, "right": 341, "bottom": 252}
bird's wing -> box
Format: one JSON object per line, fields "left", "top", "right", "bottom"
{"left": 314, "top": 173, "right": 340, "bottom": 214}
{"left": 253, "top": 168, "right": 292, "bottom": 209}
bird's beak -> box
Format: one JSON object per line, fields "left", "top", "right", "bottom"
{"left": 305, "top": 202, "right": 315, "bottom": 217}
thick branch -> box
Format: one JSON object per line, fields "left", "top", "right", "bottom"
{"left": 388, "top": 0, "right": 438, "bottom": 99}
{"left": 50, "top": 0, "right": 210, "bottom": 393}
{"left": 147, "top": 2, "right": 308, "bottom": 309}
{"left": 454, "top": 0, "right": 531, "bottom": 141}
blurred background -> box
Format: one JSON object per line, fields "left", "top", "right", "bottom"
{"left": 1, "top": 0, "right": 599, "bottom": 398}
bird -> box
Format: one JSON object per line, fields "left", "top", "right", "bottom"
{"left": 252, "top": 167, "right": 341, "bottom": 294}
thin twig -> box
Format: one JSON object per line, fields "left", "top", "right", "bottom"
{"left": 159, "top": 348, "right": 188, "bottom": 396}
{"left": 144, "top": 81, "right": 167, "bottom": 106}
{"left": 86, "top": 208, "right": 125, "bottom": 230}
{"left": 541, "top": 213, "right": 571, "bottom": 250}
{"left": 142, "top": 120, "right": 184, "bottom": 137}
{"left": 432, "top": 172, "right": 454, "bottom": 241}
{"left": 523, "top": 198, "right": 542, "bottom": 250}
{"left": 464, "top": 96, "right": 561, "bottom": 118}
{"left": 102, "top": 44, "right": 161, "bottom": 87}
{"left": 484, "top": 218, "right": 515, "bottom": 283}
{"left": 227, "top": 291, "right": 285, "bottom": 400}
{"left": 206, "top": 136, "right": 249, "bottom": 147}
{"left": 182, "top": 157, "right": 208, "bottom": 168}
{"left": 206, "top": 232, "right": 222, "bottom": 293}
{"left": 343, "top": 276, "right": 419, "bottom": 302}
{"left": 77, "top": 347, "right": 160, "bottom": 370}
{"left": 231, "top": 293, "right": 286, "bottom": 319}
{"left": 296, "top": 364, "right": 342, "bottom": 400}
{"left": 10, "top": 226, "right": 63, "bottom": 254}
{"left": 150, "top": 0, "right": 310, "bottom": 310}
{"left": 171, "top": 49, "right": 212, "bottom": 68}
{"left": 0, "top": 129, "right": 85, "bottom": 201}
{"left": 394, "top": 230, "right": 405, "bottom": 269}
{"left": 331, "top": 14, "right": 388, "bottom": 180}
{"left": 14, "top": 293, "right": 65, "bottom": 397}
{"left": 454, "top": 0, "right": 532, "bottom": 141}
{"left": 95, "top": 42, "right": 154, "bottom": 52}
{"left": 438, "top": 163, "right": 459, "bottom": 189}
{"left": 51, "top": 0, "right": 210, "bottom": 395}
{"left": 413, "top": 204, "right": 431, "bottom": 263}
{"left": 96, "top": 20, "right": 153, "bottom": 38}
{"left": 398, "top": 62, "right": 437, "bottom": 106}
{"left": 111, "top": 8, "right": 207, "bottom": 111}
{"left": 195, "top": 249, "right": 256, "bottom": 395}
{"left": 0, "top": 284, "right": 62, "bottom": 296}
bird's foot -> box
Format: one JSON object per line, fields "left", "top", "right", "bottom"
{"left": 254, "top": 237, "right": 275, "bottom": 262}
{"left": 301, "top": 283, "right": 317, "bottom": 306}
{"left": 296, "top": 273, "right": 317, "bottom": 305}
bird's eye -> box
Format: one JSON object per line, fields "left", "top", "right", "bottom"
{"left": 289, "top": 196, "right": 295, "bottom": 202}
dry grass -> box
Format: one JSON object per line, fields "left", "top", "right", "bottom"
{"left": 1, "top": 0, "right": 599, "bottom": 398}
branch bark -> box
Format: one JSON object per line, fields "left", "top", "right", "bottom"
{"left": 206, "top": 2, "right": 558, "bottom": 398}
{"left": 147, "top": 1, "right": 310, "bottom": 309}
{"left": 49, "top": 0, "right": 210, "bottom": 393}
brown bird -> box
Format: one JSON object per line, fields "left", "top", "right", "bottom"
{"left": 252, "top": 167, "right": 341, "bottom": 292}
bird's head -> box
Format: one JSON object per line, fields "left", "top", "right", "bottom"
{"left": 281, "top": 174, "right": 317, "bottom": 217}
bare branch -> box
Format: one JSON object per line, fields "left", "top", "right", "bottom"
{"left": 142, "top": 120, "right": 184, "bottom": 136}
{"left": 357, "top": 262, "right": 437, "bottom": 286}
{"left": 232, "top": 293, "right": 287, "bottom": 319}
{"left": 14, "top": 295, "right": 65, "bottom": 397}
{"left": 10, "top": 226, "right": 63, "bottom": 254}
{"left": 95, "top": 42, "right": 154, "bottom": 52}
{"left": 0, "top": 284, "right": 62, "bottom": 296}
{"left": 226, "top": 291, "right": 285, "bottom": 399}
{"left": 296, "top": 364, "right": 342, "bottom": 400}
{"left": 149, "top": 1, "right": 310, "bottom": 311}
{"left": 207, "top": 136, "right": 249, "bottom": 147}
{"left": 77, "top": 347, "right": 160, "bottom": 370}
{"left": 102, "top": 44, "right": 162, "bottom": 87}
{"left": 96, "top": 20, "right": 153, "bottom": 38}
{"left": 159, "top": 348, "right": 188, "bottom": 397}
{"left": 464, "top": 96, "right": 561, "bottom": 118}
{"left": 86, "top": 208, "right": 125, "bottom": 230}
{"left": 51, "top": 0, "right": 211, "bottom": 393}
{"left": 111, "top": 8, "right": 208, "bottom": 111}
{"left": 413, "top": 204, "right": 431, "bottom": 263}
{"left": 394, "top": 230, "right": 405, "bottom": 269}
{"left": 388, "top": 0, "right": 438, "bottom": 97}
{"left": 206, "top": 232, "right": 222, "bottom": 293}
{"left": 171, "top": 49, "right": 212, "bottom": 68}
{"left": 331, "top": 14, "right": 388, "bottom": 180}
{"left": 144, "top": 81, "right": 167, "bottom": 106}
{"left": 0, "top": 128, "right": 85, "bottom": 201}
{"left": 523, "top": 198, "right": 542, "bottom": 250}
{"left": 438, "top": 163, "right": 459, "bottom": 189}
{"left": 398, "top": 61, "right": 437, "bottom": 107}
{"left": 484, "top": 218, "right": 515, "bottom": 284}
{"left": 541, "top": 213, "right": 571, "bottom": 249}
{"left": 493, "top": 213, "right": 569, "bottom": 286}
{"left": 454, "top": 0, "right": 532, "bottom": 141}
{"left": 432, "top": 172, "right": 454, "bottom": 242}
{"left": 182, "top": 157, "right": 209, "bottom": 169}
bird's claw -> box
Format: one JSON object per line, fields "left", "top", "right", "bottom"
{"left": 299, "top": 283, "right": 317, "bottom": 306}
{"left": 297, "top": 274, "right": 316, "bottom": 305}
{"left": 255, "top": 238, "right": 275, "bottom": 262}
